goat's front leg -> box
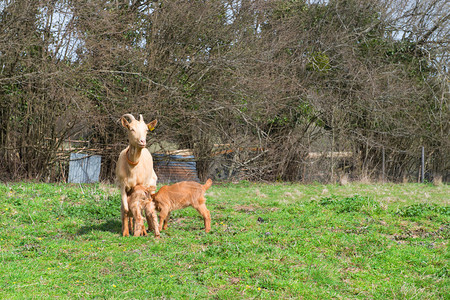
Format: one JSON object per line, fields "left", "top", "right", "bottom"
{"left": 121, "top": 187, "right": 129, "bottom": 215}
{"left": 145, "top": 201, "right": 160, "bottom": 238}
{"left": 122, "top": 205, "right": 130, "bottom": 237}
{"left": 120, "top": 188, "right": 130, "bottom": 236}
{"left": 141, "top": 224, "right": 148, "bottom": 236}
{"left": 133, "top": 215, "right": 143, "bottom": 237}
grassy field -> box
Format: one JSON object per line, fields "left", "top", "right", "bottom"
{"left": 0, "top": 181, "right": 448, "bottom": 299}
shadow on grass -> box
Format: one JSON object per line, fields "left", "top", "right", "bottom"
{"left": 77, "top": 219, "right": 121, "bottom": 235}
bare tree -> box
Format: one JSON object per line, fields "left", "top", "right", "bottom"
{"left": 0, "top": 0, "right": 447, "bottom": 182}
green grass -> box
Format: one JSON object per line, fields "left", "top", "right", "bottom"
{"left": 0, "top": 182, "right": 448, "bottom": 299}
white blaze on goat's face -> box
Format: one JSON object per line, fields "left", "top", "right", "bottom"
{"left": 121, "top": 114, "right": 158, "bottom": 149}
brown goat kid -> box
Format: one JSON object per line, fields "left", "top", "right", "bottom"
{"left": 145, "top": 179, "right": 213, "bottom": 233}
{"left": 124, "top": 185, "right": 159, "bottom": 237}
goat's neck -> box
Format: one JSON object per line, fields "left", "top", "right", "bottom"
{"left": 127, "top": 145, "right": 143, "bottom": 165}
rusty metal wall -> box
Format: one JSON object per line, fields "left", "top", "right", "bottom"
{"left": 153, "top": 153, "right": 199, "bottom": 183}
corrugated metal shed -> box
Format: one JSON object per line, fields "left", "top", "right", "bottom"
{"left": 68, "top": 153, "right": 101, "bottom": 183}
{"left": 153, "top": 150, "right": 199, "bottom": 183}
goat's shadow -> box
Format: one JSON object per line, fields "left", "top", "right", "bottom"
{"left": 77, "top": 219, "right": 122, "bottom": 235}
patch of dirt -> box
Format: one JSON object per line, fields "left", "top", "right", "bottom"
{"left": 98, "top": 184, "right": 117, "bottom": 195}
{"left": 390, "top": 224, "right": 449, "bottom": 241}
{"left": 255, "top": 189, "right": 268, "bottom": 198}
{"left": 384, "top": 197, "right": 401, "bottom": 203}
{"left": 172, "top": 217, "right": 187, "bottom": 224}
{"left": 100, "top": 268, "right": 111, "bottom": 275}
{"left": 344, "top": 266, "right": 361, "bottom": 273}
{"left": 229, "top": 277, "right": 241, "bottom": 284}
{"left": 234, "top": 205, "right": 260, "bottom": 212}
{"left": 205, "top": 191, "right": 216, "bottom": 197}
{"left": 266, "top": 207, "right": 280, "bottom": 212}
{"left": 283, "top": 192, "right": 295, "bottom": 199}
{"left": 329, "top": 226, "right": 369, "bottom": 235}
{"left": 215, "top": 203, "right": 227, "bottom": 210}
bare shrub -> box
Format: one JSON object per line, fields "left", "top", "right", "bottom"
{"left": 0, "top": 0, "right": 448, "bottom": 183}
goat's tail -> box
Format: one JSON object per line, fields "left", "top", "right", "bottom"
{"left": 202, "top": 178, "right": 213, "bottom": 191}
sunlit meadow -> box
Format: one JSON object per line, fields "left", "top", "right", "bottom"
{"left": 0, "top": 182, "right": 448, "bottom": 298}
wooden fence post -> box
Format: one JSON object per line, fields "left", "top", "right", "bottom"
{"left": 421, "top": 146, "right": 425, "bottom": 183}
{"left": 382, "top": 147, "right": 385, "bottom": 182}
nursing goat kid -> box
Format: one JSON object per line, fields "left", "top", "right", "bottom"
{"left": 115, "top": 114, "right": 160, "bottom": 238}
{"left": 125, "top": 185, "right": 152, "bottom": 237}
{"left": 145, "top": 179, "right": 213, "bottom": 233}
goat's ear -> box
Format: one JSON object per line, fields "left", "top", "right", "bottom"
{"left": 121, "top": 117, "right": 131, "bottom": 129}
{"left": 145, "top": 186, "right": 157, "bottom": 197}
{"left": 147, "top": 119, "right": 157, "bottom": 131}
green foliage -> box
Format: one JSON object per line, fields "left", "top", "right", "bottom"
{"left": 1, "top": 83, "right": 22, "bottom": 96}
{"left": 397, "top": 203, "right": 450, "bottom": 218}
{"left": 273, "top": 0, "right": 307, "bottom": 20}
{"left": 56, "top": 194, "right": 120, "bottom": 221}
{"left": 266, "top": 101, "right": 319, "bottom": 131}
{"left": 319, "top": 194, "right": 382, "bottom": 214}
{"left": 307, "top": 51, "right": 331, "bottom": 73}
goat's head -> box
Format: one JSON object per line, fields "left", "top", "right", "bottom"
{"left": 121, "top": 114, "right": 157, "bottom": 149}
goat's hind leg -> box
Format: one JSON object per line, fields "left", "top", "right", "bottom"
{"left": 163, "top": 212, "right": 170, "bottom": 230}
{"left": 158, "top": 207, "right": 170, "bottom": 232}
{"left": 194, "top": 203, "right": 211, "bottom": 233}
